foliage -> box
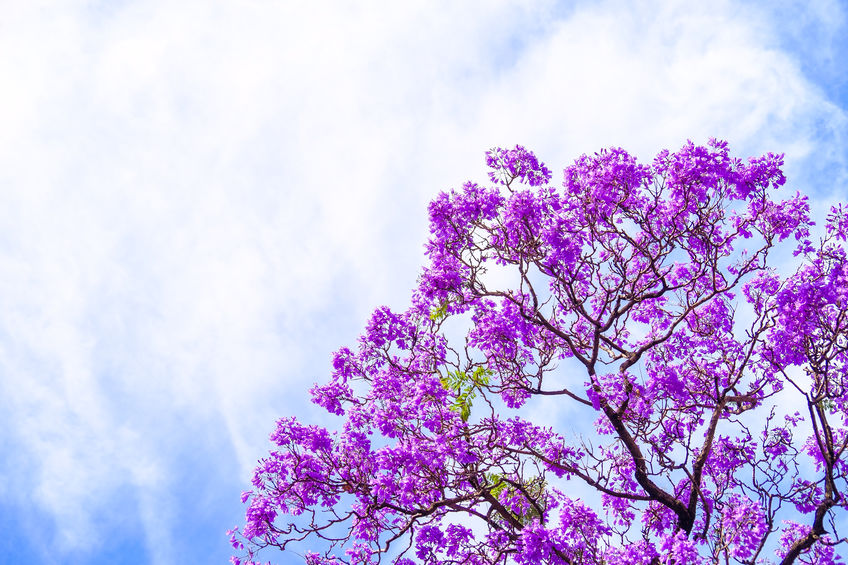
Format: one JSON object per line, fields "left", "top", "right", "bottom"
{"left": 230, "top": 141, "right": 848, "bottom": 564}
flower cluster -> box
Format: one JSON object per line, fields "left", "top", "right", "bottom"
{"left": 486, "top": 145, "right": 552, "bottom": 188}
{"left": 233, "top": 141, "right": 848, "bottom": 564}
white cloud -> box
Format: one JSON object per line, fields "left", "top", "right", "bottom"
{"left": 0, "top": 0, "right": 844, "bottom": 563}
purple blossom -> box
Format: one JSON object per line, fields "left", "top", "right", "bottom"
{"left": 486, "top": 145, "right": 552, "bottom": 188}
{"left": 232, "top": 141, "right": 848, "bottom": 565}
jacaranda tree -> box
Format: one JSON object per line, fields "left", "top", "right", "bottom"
{"left": 231, "top": 140, "right": 848, "bottom": 564}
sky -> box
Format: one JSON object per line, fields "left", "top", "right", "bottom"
{"left": 0, "top": 1, "right": 846, "bottom": 564}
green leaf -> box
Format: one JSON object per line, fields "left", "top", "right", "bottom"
{"left": 439, "top": 367, "right": 491, "bottom": 422}
{"left": 819, "top": 398, "right": 837, "bottom": 413}
{"left": 487, "top": 473, "right": 507, "bottom": 498}
{"left": 471, "top": 366, "right": 491, "bottom": 386}
{"left": 429, "top": 302, "right": 449, "bottom": 322}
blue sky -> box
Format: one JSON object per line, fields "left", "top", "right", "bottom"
{"left": 0, "top": 1, "right": 846, "bottom": 564}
